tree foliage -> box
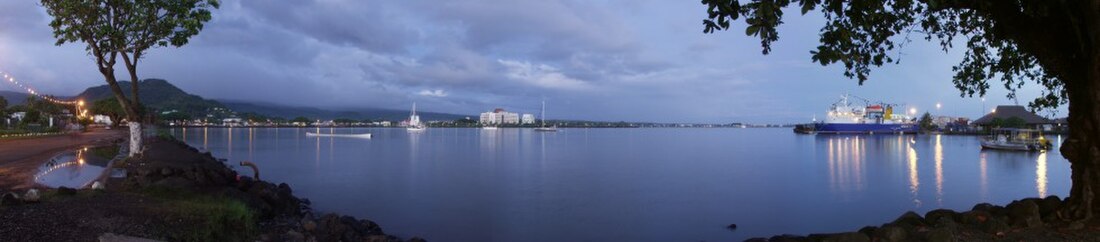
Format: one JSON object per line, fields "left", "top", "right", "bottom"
{"left": 92, "top": 98, "right": 125, "bottom": 127}
{"left": 918, "top": 112, "right": 935, "bottom": 131}
{"left": 702, "top": 0, "right": 1068, "bottom": 110}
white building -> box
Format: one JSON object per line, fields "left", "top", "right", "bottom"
{"left": 480, "top": 108, "right": 528, "bottom": 125}
{"left": 501, "top": 112, "right": 520, "bottom": 124}
{"left": 521, "top": 114, "right": 536, "bottom": 124}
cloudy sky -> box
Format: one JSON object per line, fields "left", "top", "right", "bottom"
{"left": 0, "top": 1, "right": 1063, "bottom": 123}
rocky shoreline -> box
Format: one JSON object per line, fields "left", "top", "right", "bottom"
{"left": 0, "top": 136, "right": 426, "bottom": 241}
{"left": 747, "top": 196, "right": 1100, "bottom": 241}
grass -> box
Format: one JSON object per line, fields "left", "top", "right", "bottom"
{"left": 89, "top": 145, "right": 120, "bottom": 160}
{"left": 140, "top": 187, "right": 257, "bottom": 242}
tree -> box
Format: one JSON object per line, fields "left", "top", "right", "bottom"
{"left": 701, "top": 0, "right": 1100, "bottom": 219}
{"left": 91, "top": 98, "right": 125, "bottom": 128}
{"left": 41, "top": 0, "right": 219, "bottom": 157}
{"left": 0, "top": 96, "right": 8, "bottom": 126}
{"left": 291, "top": 117, "right": 312, "bottom": 125}
{"left": 918, "top": 112, "right": 935, "bottom": 131}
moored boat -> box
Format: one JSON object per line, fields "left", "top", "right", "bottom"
{"left": 534, "top": 100, "right": 558, "bottom": 132}
{"left": 980, "top": 128, "right": 1052, "bottom": 151}
{"left": 406, "top": 102, "right": 426, "bottom": 132}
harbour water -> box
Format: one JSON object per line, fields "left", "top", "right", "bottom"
{"left": 170, "top": 127, "right": 1070, "bottom": 241}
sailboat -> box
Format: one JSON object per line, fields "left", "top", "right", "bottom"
{"left": 534, "top": 100, "right": 558, "bottom": 132}
{"left": 406, "top": 102, "right": 426, "bottom": 132}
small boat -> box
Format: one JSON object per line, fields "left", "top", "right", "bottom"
{"left": 306, "top": 132, "right": 372, "bottom": 138}
{"left": 407, "top": 102, "right": 426, "bottom": 132}
{"left": 482, "top": 126, "right": 498, "bottom": 130}
{"left": 534, "top": 100, "right": 558, "bottom": 132}
{"left": 980, "top": 128, "right": 1052, "bottom": 151}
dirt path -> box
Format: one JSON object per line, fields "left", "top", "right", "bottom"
{"left": 0, "top": 128, "right": 125, "bottom": 190}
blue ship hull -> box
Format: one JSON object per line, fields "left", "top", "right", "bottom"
{"left": 814, "top": 123, "right": 918, "bottom": 134}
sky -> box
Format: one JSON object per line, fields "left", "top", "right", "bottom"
{"left": 0, "top": 1, "right": 1065, "bottom": 124}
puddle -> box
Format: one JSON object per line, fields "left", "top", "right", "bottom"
{"left": 34, "top": 146, "right": 114, "bottom": 188}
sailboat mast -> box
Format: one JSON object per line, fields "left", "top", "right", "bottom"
{"left": 540, "top": 100, "right": 546, "bottom": 126}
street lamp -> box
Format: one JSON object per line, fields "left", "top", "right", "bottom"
{"left": 909, "top": 107, "right": 917, "bottom": 115}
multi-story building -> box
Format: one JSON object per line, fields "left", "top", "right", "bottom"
{"left": 480, "top": 108, "right": 532, "bottom": 125}
{"left": 521, "top": 114, "right": 535, "bottom": 124}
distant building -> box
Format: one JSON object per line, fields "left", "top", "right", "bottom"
{"left": 479, "top": 108, "right": 529, "bottom": 125}
{"left": 93, "top": 114, "right": 113, "bottom": 126}
{"left": 522, "top": 114, "right": 536, "bottom": 124}
{"left": 480, "top": 112, "right": 501, "bottom": 125}
{"left": 971, "top": 105, "right": 1055, "bottom": 130}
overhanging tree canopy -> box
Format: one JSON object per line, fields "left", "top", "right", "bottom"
{"left": 701, "top": 0, "right": 1100, "bottom": 220}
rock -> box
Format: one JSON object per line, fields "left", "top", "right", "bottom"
{"left": 981, "top": 216, "right": 1010, "bottom": 235}
{"left": 302, "top": 218, "right": 317, "bottom": 232}
{"left": 857, "top": 226, "right": 877, "bottom": 237}
{"left": 924, "top": 209, "right": 958, "bottom": 225}
{"left": 891, "top": 211, "right": 926, "bottom": 228}
{"left": 925, "top": 227, "right": 955, "bottom": 242}
{"left": 767, "top": 234, "right": 807, "bottom": 242}
{"left": 57, "top": 186, "right": 77, "bottom": 196}
{"left": 1068, "top": 221, "right": 1086, "bottom": 230}
{"left": 23, "top": 189, "right": 40, "bottom": 203}
{"left": 873, "top": 225, "right": 907, "bottom": 242}
{"left": 91, "top": 181, "right": 106, "bottom": 190}
{"left": 726, "top": 223, "right": 737, "bottom": 230}
{"left": 972, "top": 203, "right": 995, "bottom": 212}
{"left": 1038, "top": 195, "right": 1062, "bottom": 219}
{"left": 959, "top": 210, "right": 990, "bottom": 225}
{"left": 160, "top": 167, "right": 173, "bottom": 176}
{"left": 1005, "top": 199, "right": 1042, "bottom": 228}
{"left": 818, "top": 232, "right": 869, "bottom": 242}
{"left": 285, "top": 230, "right": 306, "bottom": 242}
{"left": 407, "top": 237, "right": 427, "bottom": 242}
{"left": 0, "top": 192, "right": 21, "bottom": 206}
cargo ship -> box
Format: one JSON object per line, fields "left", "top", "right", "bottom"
{"left": 808, "top": 94, "right": 918, "bottom": 134}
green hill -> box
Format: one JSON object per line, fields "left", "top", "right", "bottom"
{"left": 75, "top": 79, "right": 226, "bottom": 116}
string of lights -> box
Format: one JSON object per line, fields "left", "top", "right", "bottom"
{"left": 1, "top": 70, "right": 80, "bottom": 106}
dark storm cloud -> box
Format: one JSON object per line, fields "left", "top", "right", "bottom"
{"left": 0, "top": 0, "right": 1053, "bottom": 123}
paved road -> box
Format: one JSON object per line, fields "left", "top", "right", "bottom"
{"left": 0, "top": 128, "right": 125, "bottom": 190}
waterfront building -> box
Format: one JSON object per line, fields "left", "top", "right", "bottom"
{"left": 522, "top": 114, "right": 535, "bottom": 124}
{"left": 479, "top": 108, "right": 529, "bottom": 125}
{"left": 972, "top": 105, "right": 1055, "bottom": 131}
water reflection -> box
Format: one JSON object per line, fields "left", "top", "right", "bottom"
{"left": 907, "top": 140, "right": 921, "bottom": 208}
{"left": 1037, "top": 152, "right": 1048, "bottom": 197}
{"left": 34, "top": 147, "right": 112, "bottom": 188}
{"left": 824, "top": 136, "right": 866, "bottom": 195}
{"left": 935, "top": 135, "right": 944, "bottom": 206}
{"left": 979, "top": 152, "right": 989, "bottom": 201}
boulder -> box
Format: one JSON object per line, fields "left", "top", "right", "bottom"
{"left": 891, "top": 211, "right": 926, "bottom": 228}
{"left": 925, "top": 227, "right": 955, "bottom": 242}
{"left": 924, "top": 209, "right": 958, "bottom": 225}
{"left": 1038, "top": 195, "right": 1062, "bottom": 219}
{"left": 727, "top": 223, "right": 737, "bottom": 230}
{"left": 22, "top": 189, "right": 40, "bottom": 203}
{"left": 817, "top": 232, "right": 869, "bottom": 242}
{"left": 872, "top": 225, "right": 907, "bottom": 242}
{"left": 1006, "top": 199, "right": 1042, "bottom": 228}
{"left": 0, "top": 192, "right": 20, "bottom": 206}
{"left": 959, "top": 210, "right": 990, "bottom": 225}
{"left": 91, "top": 181, "right": 106, "bottom": 190}
{"left": 981, "top": 216, "right": 1010, "bottom": 235}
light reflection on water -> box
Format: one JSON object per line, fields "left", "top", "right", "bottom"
{"left": 173, "top": 128, "right": 1070, "bottom": 241}
{"left": 34, "top": 147, "right": 111, "bottom": 188}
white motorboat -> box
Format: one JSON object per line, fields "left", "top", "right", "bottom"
{"left": 482, "top": 126, "right": 498, "bottom": 130}
{"left": 305, "top": 132, "right": 372, "bottom": 138}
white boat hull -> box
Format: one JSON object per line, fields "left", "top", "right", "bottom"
{"left": 305, "top": 132, "right": 372, "bottom": 138}
{"left": 980, "top": 139, "right": 1036, "bottom": 151}
{"left": 534, "top": 127, "right": 558, "bottom": 132}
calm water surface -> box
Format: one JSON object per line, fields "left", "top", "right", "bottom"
{"left": 170, "top": 127, "right": 1070, "bottom": 241}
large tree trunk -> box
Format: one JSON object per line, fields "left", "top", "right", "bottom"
{"left": 1060, "top": 41, "right": 1100, "bottom": 221}
{"left": 121, "top": 51, "right": 144, "bottom": 157}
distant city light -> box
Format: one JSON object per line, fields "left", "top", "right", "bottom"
{"left": 935, "top": 103, "right": 941, "bottom": 109}
{"left": 909, "top": 108, "right": 917, "bottom": 115}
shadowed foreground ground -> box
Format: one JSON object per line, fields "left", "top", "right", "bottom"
{"left": 0, "top": 128, "right": 124, "bottom": 190}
